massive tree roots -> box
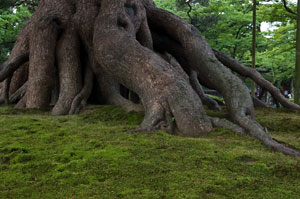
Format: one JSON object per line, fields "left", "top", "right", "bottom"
{"left": 1, "top": 0, "right": 300, "bottom": 157}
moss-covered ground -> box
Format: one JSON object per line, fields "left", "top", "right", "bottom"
{"left": 0, "top": 105, "right": 300, "bottom": 199}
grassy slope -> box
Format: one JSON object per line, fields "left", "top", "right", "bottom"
{"left": 0, "top": 105, "right": 300, "bottom": 199}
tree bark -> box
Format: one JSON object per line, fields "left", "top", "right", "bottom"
{"left": 52, "top": 25, "right": 82, "bottom": 115}
{"left": 9, "top": 62, "right": 28, "bottom": 96}
{"left": 9, "top": 82, "right": 27, "bottom": 104}
{"left": 94, "top": 0, "right": 212, "bottom": 135}
{"left": 189, "top": 70, "right": 221, "bottom": 110}
{"left": 1, "top": 0, "right": 299, "bottom": 157}
{"left": 96, "top": 71, "right": 144, "bottom": 112}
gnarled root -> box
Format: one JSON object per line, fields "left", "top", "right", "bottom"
{"left": 214, "top": 50, "right": 300, "bottom": 110}
{"left": 235, "top": 114, "right": 300, "bottom": 157}
{"left": 140, "top": 100, "right": 174, "bottom": 134}
{"left": 69, "top": 65, "right": 93, "bottom": 115}
{"left": 96, "top": 71, "right": 144, "bottom": 112}
{"left": 0, "top": 59, "right": 28, "bottom": 106}
{"left": 9, "top": 82, "right": 28, "bottom": 104}
{"left": 252, "top": 95, "right": 270, "bottom": 108}
{"left": 9, "top": 62, "right": 29, "bottom": 97}
{"left": 51, "top": 25, "right": 82, "bottom": 115}
{"left": 209, "top": 117, "right": 246, "bottom": 135}
{"left": 190, "top": 70, "right": 221, "bottom": 111}
{"left": 0, "top": 53, "right": 29, "bottom": 83}
{"left": 145, "top": 6, "right": 300, "bottom": 156}
{"left": 0, "top": 84, "right": 4, "bottom": 105}
{"left": 0, "top": 77, "right": 11, "bottom": 105}
{"left": 15, "top": 95, "right": 26, "bottom": 109}
{"left": 94, "top": 0, "right": 213, "bottom": 136}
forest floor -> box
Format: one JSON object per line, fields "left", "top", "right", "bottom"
{"left": 0, "top": 105, "right": 300, "bottom": 199}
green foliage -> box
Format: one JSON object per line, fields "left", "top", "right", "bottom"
{"left": 154, "top": 0, "right": 188, "bottom": 20}
{"left": 1, "top": 105, "right": 300, "bottom": 198}
{"left": 0, "top": 5, "right": 31, "bottom": 63}
{"left": 0, "top": 0, "right": 39, "bottom": 12}
{"left": 256, "top": 0, "right": 297, "bottom": 86}
{"left": 155, "top": 0, "right": 259, "bottom": 60}
{"left": 154, "top": 0, "right": 298, "bottom": 90}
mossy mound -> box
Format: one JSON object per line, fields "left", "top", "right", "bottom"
{"left": 0, "top": 105, "right": 300, "bottom": 199}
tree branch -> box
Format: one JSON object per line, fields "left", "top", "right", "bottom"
{"left": 282, "top": 0, "right": 297, "bottom": 15}
{"left": 186, "top": 0, "right": 193, "bottom": 24}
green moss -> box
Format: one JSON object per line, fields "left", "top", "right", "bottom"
{"left": 0, "top": 105, "right": 300, "bottom": 199}
{"left": 80, "top": 105, "right": 143, "bottom": 125}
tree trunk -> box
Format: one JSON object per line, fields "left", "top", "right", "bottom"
{"left": 0, "top": 0, "right": 299, "bottom": 157}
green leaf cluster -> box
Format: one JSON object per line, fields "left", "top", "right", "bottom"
{"left": 0, "top": 5, "right": 31, "bottom": 63}
{"left": 256, "top": 0, "right": 296, "bottom": 86}
{"left": 154, "top": 0, "right": 297, "bottom": 88}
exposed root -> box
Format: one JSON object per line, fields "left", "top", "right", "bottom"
{"left": 145, "top": 6, "right": 300, "bottom": 157}
{"left": 136, "top": 18, "right": 153, "bottom": 49}
{"left": 147, "top": 8, "right": 254, "bottom": 117}
{"left": 148, "top": 7, "right": 251, "bottom": 129}
{"left": 0, "top": 53, "right": 29, "bottom": 82}
{"left": 0, "top": 91, "right": 4, "bottom": 105}
{"left": 15, "top": 95, "right": 26, "bottom": 109}
{"left": 236, "top": 116, "right": 300, "bottom": 157}
{"left": 209, "top": 117, "right": 246, "bottom": 135}
{"left": 9, "top": 62, "right": 29, "bottom": 96}
{"left": 95, "top": 38, "right": 212, "bottom": 136}
{"left": 51, "top": 71, "right": 60, "bottom": 106}
{"left": 210, "top": 114, "right": 300, "bottom": 156}
{"left": 252, "top": 96, "right": 270, "bottom": 108}
{"left": 0, "top": 77, "right": 11, "bottom": 105}
{"left": 141, "top": 100, "right": 175, "bottom": 134}
{"left": 0, "top": 84, "right": 3, "bottom": 97}
{"left": 159, "top": 52, "right": 189, "bottom": 81}
{"left": 190, "top": 70, "right": 221, "bottom": 111}
{"left": 9, "top": 82, "right": 28, "bottom": 104}
{"left": 4, "top": 76, "right": 12, "bottom": 104}
{"left": 96, "top": 71, "right": 144, "bottom": 112}
{"left": 96, "top": 0, "right": 216, "bottom": 137}
{"left": 158, "top": 52, "right": 221, "bottom": 113}
{"left": 69, "top": 66, "right": 93, "bottom": 115}
{"left": 52, "top": 26, "right": 82, "bottom": 115}
{"left": 26, "top": 22, "right": 59, "bottom": 109}
{"left": 214, "top": 50, "right": 300, "bottom": 110}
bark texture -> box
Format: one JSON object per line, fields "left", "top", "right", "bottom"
{"left": 0, "top": 0, "right": 300, "bottom": 157}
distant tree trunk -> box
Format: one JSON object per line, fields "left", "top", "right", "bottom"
{"left": 251, "top": 0, "right": 257, "bottom": 97}
{"left": 281, "top": 0, "right": 300, "bottom": 104}
{"left": 0, "top": 0, "right": 300, "bottom": 156}
{"left": 295, "top": 0, "right": 300, "bottom": 104}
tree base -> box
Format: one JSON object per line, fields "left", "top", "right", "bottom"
{"left": 0, "top": 0, "right": 300, "bottom": 157}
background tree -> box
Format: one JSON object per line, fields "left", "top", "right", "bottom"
{"left": 0, "top": 5, "right": 31, "bottom": 63}
{"left": 256, "top": 0, "right": 297, "bottom": 101}
{"left": 296, "top": 0, "right": 300, "bottom": 104}
{"left": 252, "top": 0, "right": 257, "bottom": 96}
{"left": 159, "top": 0, "right": 298, "bottom": 103}
{"left": 0, "top": 0, "right": 39, "bottom": 11}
